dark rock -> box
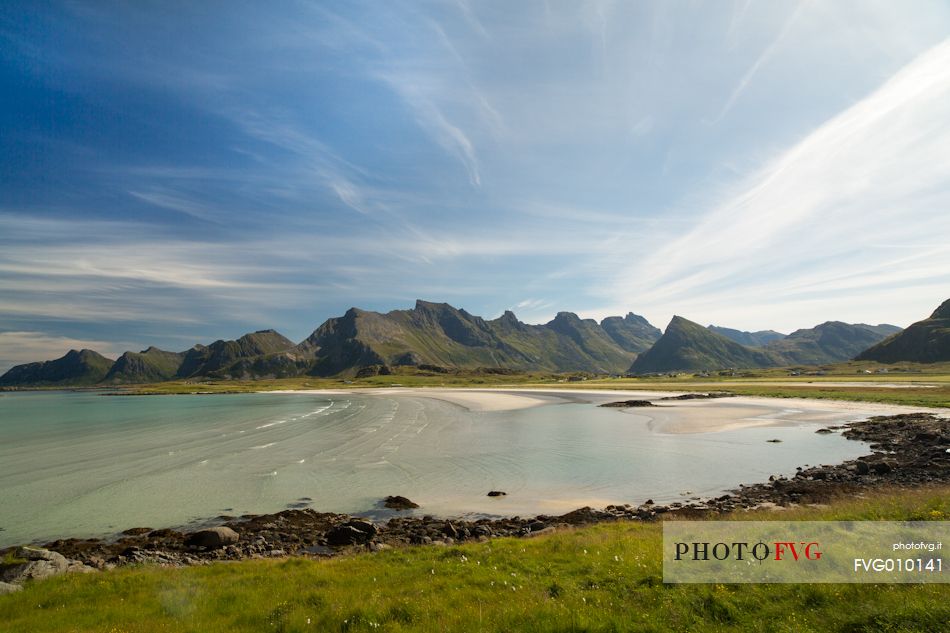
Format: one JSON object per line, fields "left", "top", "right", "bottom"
{"left": 487, "top": 490, "right": 507, "bottom": 497}
{"left": 871, "top": 461, "right": 894, "bottom": 474}
{"left": 856, "top": 461, "right": 871, "bottom": 475}
{"left": 766, "top": 439, "right": 782, "bottom": 443}
{"left": 815, "top": 428, "right": 834, "bottom": 434}
{"left": 148, "top": 528, "right": 182, "bottom": 539}
{"left": 409, "top": 534, "right": 432, "bottom": 545}
{"left": 559, "top": 507, "right": 608, "bottom": 525}
{"left": 184, "top": 526, "right": 239, "bottom": 549}
{"left": 344, "top": 519, "right": 377, "bottom": 537}
{"left": 599, "top": 400, "right": 655, "bottom": 408}
{"left": 121, "top": 527, "right": 153, "bottom": 536}
{"left": 383, "top": 495, "right": 420, "bottom": 510}
{"left": 659, "top": 392, "right": 735, "bottom": 400}
{"left": 325, "top": 526, "right": 368, "bottom": 546}
{"left": 326, "top": 520, "right": 376, "bottom": 546}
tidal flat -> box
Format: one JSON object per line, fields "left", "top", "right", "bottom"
{"left": 1, "top": 388, "right": 937, "bottom": 547}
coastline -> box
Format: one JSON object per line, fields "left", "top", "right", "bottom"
{"left": 266, "top": 386, "right": 949, "bottom": 433}
{"left": 4, "top": 409, "right": 947, "bottom": 578}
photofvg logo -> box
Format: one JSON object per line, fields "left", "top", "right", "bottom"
{"left": 663, "top": 521, "right": 948, "bottom": 584}
{"left": 674, "top": 540, "right": 822, "bottom": 563}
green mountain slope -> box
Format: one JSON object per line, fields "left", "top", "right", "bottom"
{"left": 601, "top": 313, "right": 662, "bottom": 352}
{"left": 765, "top": 322, "right": 901, "bottom": 365}
{"left": 629, "top": 316, "right": 782, "bottom": 373}
{"left": 297, "top": 300, "right": 644, "bottom": 375}
{"left": 177, "top": 330, "right": 297, "bottom": 378}
{"left": 103, "top": 347, "right": 186, "bottom": 383}
{"left": 708, "top": 325, "right": 785, "bottom": 347}
{"left": 0, "top": 349, "right": 113, "bottom": 386}
{"left": 631, "top": 317, "right": 902, "bottom": 374}
{"left": 855, "top": 299, "right": 950, "bottom": 363}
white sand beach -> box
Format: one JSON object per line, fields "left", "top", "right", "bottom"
{"left": 266, "top": 386, "right": 947, "bottom": 433}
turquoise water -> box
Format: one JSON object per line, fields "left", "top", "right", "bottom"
{"left": 0, "top": 390, "right": 871, "bottom": 547}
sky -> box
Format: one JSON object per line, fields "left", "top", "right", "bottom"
{"left": 2, "top": 1, "right": 950, "bottom": 371}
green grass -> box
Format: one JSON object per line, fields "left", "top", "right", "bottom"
{"left": 108, "top": 369, "right": 566, "bottom": 395}
{"left": 2, "top": 487, "right": 948, "bottom": 632}
{"left": 52, "top": 360, "right": 950, "bottom": 407}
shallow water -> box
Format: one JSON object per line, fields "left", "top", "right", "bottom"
{"left": 0, "top": 390, "right": 872, "bottom": 546}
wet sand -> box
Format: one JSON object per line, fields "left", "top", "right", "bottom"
{"left": 268, "top": 387, "right": 948, "bottom": 434}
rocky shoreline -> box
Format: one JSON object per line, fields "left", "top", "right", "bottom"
{"left": 2, "top": 412, "right": 947, "bottom": 591}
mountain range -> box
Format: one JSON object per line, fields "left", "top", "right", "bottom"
{"left": 0, "top": 301, "right": 661, "bottom": 386}
{"left": 1, "top": 298, "right": 942, "bottom": 387}
{"left": 629, "top": 316, "right": 900, "bottom": 374}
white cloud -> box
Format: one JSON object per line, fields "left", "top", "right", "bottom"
{"left": 596, "top": 37, "right": 950, "bottom": 332}
{"left": 0, "top": 331, "right": 125, "bottom": 373}
{"left": 375, "top": 71, "right": 482, "bottom": 187}
{"left": 128, "top": 189, "right": 221, "bottom": 223}
{"left": 711, "top": 2, "right": 804, "bottom": 122}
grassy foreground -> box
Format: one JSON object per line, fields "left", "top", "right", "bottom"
{"left": 2, "top": 488, "right": 948, "bottom": 632}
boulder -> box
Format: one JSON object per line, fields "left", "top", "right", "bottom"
{"left": 184, "top": 526, "right": 240, "bottom": 549}
{"left": 871, "top": 461, "right": 894, "bottom": 474}
{"left": 487, "top": 490, "right": 507, "bottom": 497}
{"left": 326, "top": 526, "right": 371, "bottom": 546}
{"left": 344, "top": 519, "right": 377, "bottom": 537}
{"left": 383, "top": 495, "right": 419, "bottom": 510}
{"left": 2, "top": 547, "right": 69, "bottom": 583}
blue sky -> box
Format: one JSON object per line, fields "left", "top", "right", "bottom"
{"left": 2, "top": 1, "right": 950, "bottom": 370}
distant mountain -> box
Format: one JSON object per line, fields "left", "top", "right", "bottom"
{"left": 856, "top": 299, "right": 950, "bottom": 363}
{"left": 104, "top": 347, "right": 185, "bottom": 383}
{"left": 630, "top": 316, "right": 781, "bottom": 374}
{"left": 176, "top": 330, "right": 297, "bottom": 378}
{"left": 297, "top": 301, "right": 650, "bottom": 375}
{"left": 0, "top": 299, "right": 920, "bottom": 386}
{"left": 0, "top": 349, "right": 113, "bottom": 386}
{"left": 602, "top": 313, "right": 663, "bottom": 352}
{"left": 0, "top": 330, "right": 299, "bottom": 387}
{"left": 630, "top": 317, "right": 901, "bottom": 374}
{"left": 708, "top": 325, "right": 785, "bottom": 347}
{"left": 0, "top": 301, "right": 662, "bottom": 386}
{"left": 765, "top": 322, "right": 901, "bottom": 365}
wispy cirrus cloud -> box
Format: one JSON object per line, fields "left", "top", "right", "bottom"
{"left": 599, "top": 37, "right": 950, "bottom": 330}
{"left": 0, "top": 331, "right": 126, "bottom": 372}
{"left": 2, "top": 1, "right": 950, "bottom": 360}
{"left": 711, "top": 2, "right": 805, "bottom": 123}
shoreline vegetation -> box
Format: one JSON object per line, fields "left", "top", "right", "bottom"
{"left": 2, "top": 494, "right": 948, "bottom": 632}
{"left": 4, "top": 360, "right": 950, "bottom": 408}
